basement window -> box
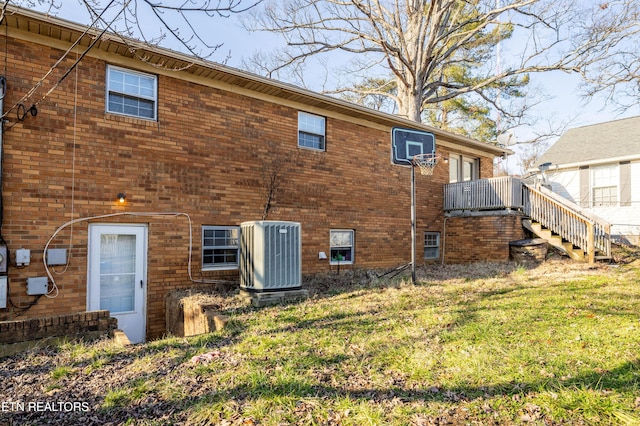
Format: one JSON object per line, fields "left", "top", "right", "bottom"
{"left": 106, "top": 65, "right": 157, "bottom": 120}
{"left": 330, "top": 229, "right": 354, "bottom": 265}
{"left": 202, "top": 226, "right": 240, "bottom": 270}
{"left": 424, "top": 232, "right": 440, "bottom": 260}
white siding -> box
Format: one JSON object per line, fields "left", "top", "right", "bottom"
{"left": 545, "top": 168, "right": 580, "bottom": 203}
{"left": 632, "top": 161, "right": 640, "bottom": 205}
{"left": 545, "top": 161, "right": 640, "bottom": 245}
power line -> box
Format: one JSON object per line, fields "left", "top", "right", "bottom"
{"left": 1, "top": 0, "right": 120, "bottom": 123}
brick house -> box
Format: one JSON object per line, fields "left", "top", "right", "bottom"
{"left": 0, "top": 6, "right": 511, "bottom": 342}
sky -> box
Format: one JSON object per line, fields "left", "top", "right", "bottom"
{"left": 30, "top": 1, "right": 640, "bottom": 173}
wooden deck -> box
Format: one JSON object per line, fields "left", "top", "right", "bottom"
{"left": 444, "top": 177, "right": 611, "bottom": 262}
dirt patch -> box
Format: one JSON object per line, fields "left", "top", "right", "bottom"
{"left": 610, "top": 242, "right": 640, "bottom": 265}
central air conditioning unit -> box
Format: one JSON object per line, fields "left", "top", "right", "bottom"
{"left": 240, "top": 220, "right": 302, "bottom": 292}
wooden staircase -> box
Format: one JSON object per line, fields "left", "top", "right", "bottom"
{"left": 522, "top": 184, "right": 611, "bottom": 263}
{"left": 522, "top": 219, "right": 586, "bottom": 261}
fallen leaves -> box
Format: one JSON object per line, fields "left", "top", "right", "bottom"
{"left": 190, "top": 350, "right": 221, "bottom": 365}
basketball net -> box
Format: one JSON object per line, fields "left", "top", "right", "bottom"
{"left": 412, "top": 153, "right": 440, "bottom": 176}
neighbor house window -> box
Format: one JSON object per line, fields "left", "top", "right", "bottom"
{"left": 449, "top": 155, "right": 479, "bottom": 183}
{"left": 107, "top": 65, "right": 157, "bottom": 120}
{"left": 591, "top": 164, "right": 618, "bottom": 207}
{"left": 202, "top": 226, "right": 240, "bottom": 270}
{"left": 424, "top": 232, "right": 440, "bottom": 260}
{"left": 298, "top": 112, "right": 326, "bottom": 150}
{"left": 330, "top": 229, "right": 354, "bottom": 265}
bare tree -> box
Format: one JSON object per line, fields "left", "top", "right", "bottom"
{"left": 573, "top": 1, "right": 640, "bottom": 111}
{"left": 244, "top": 0, "right": 640, "bottom": 126}
{"left": 259, "top": 141, "right": 299, "bottom": 220}
{"left": 11, "top": 0, "right": 262, "bottom": 61}
{"left": 517, "top": 141, "right": 549, "bottom": 175}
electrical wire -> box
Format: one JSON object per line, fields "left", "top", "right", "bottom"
{"left": 51, "top": 49, "right": 79, "bottom": 277}
{"left": 0, "top": 0, "right": 120, "bottom": 122}
{"left": 43, "top": 211, "right": 235, "bottom": 299}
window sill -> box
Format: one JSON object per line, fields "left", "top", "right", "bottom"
{"left": 105, "top": 112, "right": 158, "bottom": 127}
{"left": 298, "top": 145, "right": 326, "bottom": 152}
{"left": 201, "top": 265, "right": 239, "bottom": 272}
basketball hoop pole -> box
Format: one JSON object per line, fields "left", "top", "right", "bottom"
{"left": 409, "top": 153, "right": 439, "bottom": 285}
{"left": 411, "top": 164, "right": 417, "bottom": 285}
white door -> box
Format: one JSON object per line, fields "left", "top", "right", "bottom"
{"left": 88, "top": 225, "right": 147, "bottom": 343}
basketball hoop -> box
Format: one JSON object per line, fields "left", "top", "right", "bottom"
{"left": 412, "top": 153, "right": 440, "bottom": 176}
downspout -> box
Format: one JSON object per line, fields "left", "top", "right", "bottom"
{"left": 442, "top": 216, "right": 448, "bottom": 265}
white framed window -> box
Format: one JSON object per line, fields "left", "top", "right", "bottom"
{"left": 424, "top": 232, "right": 440, "bottom": 260}
{"left": 202, "top": 226, "right": 240, "bottom": 270}
{"left": 298, "top": 112, "right": 326, "bottom": 150}
{"left": 449, "top": 154, "right": 479, "bottom": 183}
{"left": 106, "top": 65, "right": 157, "bottom": 120}
{"left": 591, "top": 164, "right": 618, "bottom": 207}
{"left": 330, "top": 229, "right": 354, "bottom": 265}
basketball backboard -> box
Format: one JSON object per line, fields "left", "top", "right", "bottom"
{"left": 391, "top": 127, "right": 435, "bottom": 166}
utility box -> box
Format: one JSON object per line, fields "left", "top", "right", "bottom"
{"left": 27, "top": 277, "right": 48, "bottom": 296}
{"left": 0, "top": 243, "right": 7, "bottom": 274}
{"left": 0, "top": 276, "right": 7, "bottom": 309}
{"left": 16, "top": 249, "right": 30, "bottom": 266}
{"left": 46, "top": 248, "right": 67, "bottom": 266}
{"left": 240, "top": 221, "right": 302, "bottom": 292}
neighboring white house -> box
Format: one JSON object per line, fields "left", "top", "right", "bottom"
{"left": 535, "top": 116, "right": 640, "bottom": 246}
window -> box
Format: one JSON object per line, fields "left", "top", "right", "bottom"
{"left": 202, "top": 226, "right": 240, "bottom": 270}
{"left": 330, "top": 230, "right": 354, "bottom": 265}
{"left": 449, "top": 155, "right": 478, "bottom": 183}
{"left": 107, "top": 65, "right": 157, "bottom": 120}
{"left": 591, "top": 164, "right": 618, "bottom": 207}
{"left": 449, "top": 157, "right": 460, "bottom": 182}
{"left": 298, "top": 112, "right": 326, "bottom": 150}
{"left": 424, "top": 232, "right": 440, "bottom": 260}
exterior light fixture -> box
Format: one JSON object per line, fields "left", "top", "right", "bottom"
{"left": 117, "top": 193, "right": 126, "bottom": 203}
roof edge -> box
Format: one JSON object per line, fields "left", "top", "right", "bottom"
{"left": 4, "top": 3, "right": 512, "bottom": 157}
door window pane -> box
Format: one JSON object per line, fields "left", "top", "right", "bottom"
{"left": 99, "top": 234, "right": 136, "bottom": 313}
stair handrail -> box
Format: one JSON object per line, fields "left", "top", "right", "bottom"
{"left": 522, "top": 184, "right": 611, "bottom": 259}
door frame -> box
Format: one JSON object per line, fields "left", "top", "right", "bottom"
{"left": 87, "top": 223, "right": 148, "bottom": 343}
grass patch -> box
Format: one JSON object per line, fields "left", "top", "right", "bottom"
{"left": 4, "top": 259, "right": 640, "bottom": 425}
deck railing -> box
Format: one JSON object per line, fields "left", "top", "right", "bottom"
{"left": 444, "top": 176, "right": 524, "bottom": 212}
{"left": 443, "top": 177, "right": 611, "bottom": 261}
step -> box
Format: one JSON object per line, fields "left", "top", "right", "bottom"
{"left": 522, "top": 219, "right": 586, "bottom": 261}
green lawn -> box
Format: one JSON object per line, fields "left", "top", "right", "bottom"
{"left": 2, "top": 259, "right": 640, "bottom": 425}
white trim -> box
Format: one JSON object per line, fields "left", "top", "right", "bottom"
{"left": 537, "top": 155, "right": 640, "bottom": 172}
{"left": 423, "top": 231, "right": 440, "bottom": 260}
{"left": 201, "top": 225, "right": 240, "bottom": 271}
{"left": 298, "top": 111, "right": 326, "bottom": 151}
{"left": 87, "top": 223, "right": 148, "bottom": 344}
{"left": 329, "top": 229, "right": 354, "bottom": 265}
{"left": 106, "top": 65, "right": 158, "bottom": 121}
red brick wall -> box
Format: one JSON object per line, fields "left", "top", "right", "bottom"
{"left": 0, "top": 35, "right": 497, "bottom": 339}
{"left": 0, "top": 310, "right": 116, "bottom": 345}
{"left": 443, "top": 214, "right": 526, "bottom": 264}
